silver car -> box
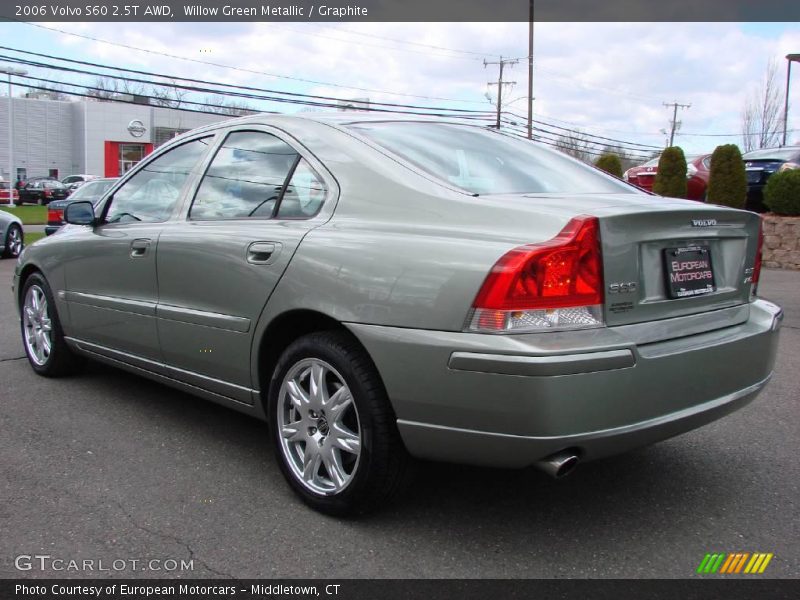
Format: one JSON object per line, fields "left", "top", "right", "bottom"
{"left": 13, "top": 115, "right": 782, "bottom": 515}
{"left": 1, "top": 208, "right": 23, "bottom": 259}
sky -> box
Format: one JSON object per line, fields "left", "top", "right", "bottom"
{"left": 0, "top": 20, "right": 798, "bottom": 160}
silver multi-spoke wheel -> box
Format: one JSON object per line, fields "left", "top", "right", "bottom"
{"left": 278, "top": 358, "right": 362, "bottom": 495}
{"left": 7, "top": 226, "right": 22, "bottom": 257}
{"left": 22, "top": 285, "right": 53, "bottom": 366}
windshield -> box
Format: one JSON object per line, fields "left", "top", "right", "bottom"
{"left": 70, "top": 179, "right": 115, "bottom": 201}
{"left": 347, "top": 122, "right": 636, "bottom": 195}
{"left": 43, "top": 181, "right": 66, "bottom": 189}
{"left": 743, "top": 148, "right": 800, "bottom": 161}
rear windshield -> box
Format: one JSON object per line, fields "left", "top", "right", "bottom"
{"left": 743, "top": 148, "right": 800, "bottom": 161}
{"left": 347, "top": 122, "right": 636, "bottom": 195}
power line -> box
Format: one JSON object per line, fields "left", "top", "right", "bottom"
{"left": 270, "top": 25, "right": 487, "bottom": 62}
{"left": 0, "top": 46, "right": 493, "bottom": 115}
{"left": 504, "top": 110, "right": 661, "bottom": 150}
{"left": 11, "top": 71, "right": 496, "bottom": 121}
{"left": 17, "top": 21, "right": 489, "bottom": 105}
{"left": 314, "top": 25, "right": 492, "bottom": 57}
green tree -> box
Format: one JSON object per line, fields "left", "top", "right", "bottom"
{"left": 764, "top": 170, "right": 800, "bottom": 215}
{"left": 594, "top": 152, "right": 623, "bottom": 178}
{"left": 653, "top": 146, "right": 688, "bottom": 198}
{"left": 707, "top": 144, "right": 747, "bottom": 209}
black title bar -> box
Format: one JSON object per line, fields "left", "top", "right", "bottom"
{"left": 2, "top": 0, "right": 800, "bottom": 22}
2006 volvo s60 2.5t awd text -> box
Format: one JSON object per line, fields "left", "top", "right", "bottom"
{"left": 13, "top": 115, "right": 782, "bottom": 514}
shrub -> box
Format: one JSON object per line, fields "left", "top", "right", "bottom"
{"left": 594, "top": 153, "right": 623, "bottom": 178}
{"left": 653, "top": 146, "right": 687, "bottom": 198}
{"left": 764, "top": 170, "right": 800, "bottom": 215}
{"left": 707, "top": 144, "right": 747, "bottom": 209}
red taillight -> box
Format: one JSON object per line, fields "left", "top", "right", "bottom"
{"left": 474, "top": 216, "right": 604, "bottom": 310}
{"left": 469, "top": 216, "right": 605, "bottom": 333}
{"left": 47, "top": 208, "right": 63, "bottom": 224}
{"left": 752, "top": 218, "right": 764, "bottom": 293}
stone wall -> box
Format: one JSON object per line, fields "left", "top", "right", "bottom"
{"left": 763, "top": 215, "right": 800, "bottom": 270}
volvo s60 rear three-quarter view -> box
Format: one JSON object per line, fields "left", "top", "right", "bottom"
{"left": 13, "top": 114, "right": 782, "bottom": 515}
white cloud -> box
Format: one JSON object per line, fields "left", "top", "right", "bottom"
{"left": 16, "top": 21, "right": 800, "bottom": 156}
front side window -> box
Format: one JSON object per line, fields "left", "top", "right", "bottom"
{"left": 105, "top": 137, "right": 212, "bottom": 224}
{"left": 190, "top": 131, "right": 299, "bottom": 220}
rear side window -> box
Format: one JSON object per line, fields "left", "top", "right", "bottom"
{"left": 190, "top": 131, "right": 300, "bottom": 220}
{"left": 276, "top": 158, "right": 327, "bottom": 219}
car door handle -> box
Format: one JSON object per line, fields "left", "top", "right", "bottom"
{"left": 247, "top": 241, "right": 281, "bottom": 265}
{"left": 130, "top": 238, "right": 151, "bottom": 258}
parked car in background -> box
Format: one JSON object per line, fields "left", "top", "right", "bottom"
{"left": 743, "top": 146, "right": 800, "bottom": 212}
{"left": 0, "top": 181, "right": 19, "bottom": 204}
{"left": 46, "top": 178, "right": 117, "bottom": 235}
{"left": 624, "top": 154, "right": 712, "bottom": 201}
{"left": 0, "top": 208, "right": 23, "bottom": 258}
{"left": 18, "top": 179, "right": 69, "bottom": 205}
{"left": 62, "top": 174, "right": 99, "bottom": 194}
{"left": 14, "top": 115, "right": 781, "bottom": 515}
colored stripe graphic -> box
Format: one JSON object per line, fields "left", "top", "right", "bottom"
{"left": 700, "top": 552, "right": 774, "bottom": 575}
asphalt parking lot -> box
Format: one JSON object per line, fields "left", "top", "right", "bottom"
{"left": 0, "top": 258, "right": 798, "bottom": 579}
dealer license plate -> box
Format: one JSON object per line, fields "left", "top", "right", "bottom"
{"left": 664, "top": 246, "right": 715, "bottom": 299}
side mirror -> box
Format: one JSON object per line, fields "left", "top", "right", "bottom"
{"left": 64, "top": 201, "right": 96, "bottom": 226}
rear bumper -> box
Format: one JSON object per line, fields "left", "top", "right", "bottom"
{"left": 347, "top": 299, "right": 782, "bottom": 468}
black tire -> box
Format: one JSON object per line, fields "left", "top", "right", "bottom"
{"left": 3, "top": 223, "right": 23, "bottom": 258}
{"left": 268, "top": 330, "right": 411, "bottom": 516}
{"left": 20, "top": 272, "right": 86, "bottom": 377}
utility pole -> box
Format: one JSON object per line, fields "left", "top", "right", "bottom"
{"left": 527, "top": 0, "right": 534, "bottom": 139}
{"left": 663, "top": 101, "right": 691, "bottom": 146}
{"left": 485, "top": 56, "right": 518, "bottom": 129}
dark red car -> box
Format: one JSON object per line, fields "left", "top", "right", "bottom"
{"left": 0, "top": 181, "right": 19, "bottom": 204}
{"left": 624, "top": 154, "right": 712, "bottom": 201}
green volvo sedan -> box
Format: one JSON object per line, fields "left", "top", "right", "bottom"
{"left": 13, "top": 115, "right": 782, "bottom": 515}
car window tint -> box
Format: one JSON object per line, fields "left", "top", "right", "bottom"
{"left": 105, "top": 137, "right": 212, "bottom": 224}
{"left": 276, "top": 158, "right": 327, "bottom": 219}
{"left": 349, "top": 122, "right": 635, "bottom": 195}
{"left": 190, "top": 131, "right": 299, "bottom": 220}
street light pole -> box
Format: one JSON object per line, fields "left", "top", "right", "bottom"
{"left": 0, "top": 66, "right": 27, "bottom": 207}
{"left": 783, "top": 54, "right": 800, "bottom": 147}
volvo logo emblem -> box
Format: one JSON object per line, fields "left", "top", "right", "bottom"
{"left": 691, "top": 219, "right": 717, "bottom": 227}
{"left": 127, "top": 119, "right": 146, "bottom": 138}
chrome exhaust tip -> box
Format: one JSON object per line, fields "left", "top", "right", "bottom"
{"left": 535, "top": 450, "right": 580, "bottom": 479}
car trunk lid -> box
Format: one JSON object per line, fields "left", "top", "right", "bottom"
{"left": 596, "top": 203, "right": 759, "bottom": 327}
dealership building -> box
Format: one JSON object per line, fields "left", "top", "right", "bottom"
{"left": 0, "top": 95, "right": 233, "bottom": 183}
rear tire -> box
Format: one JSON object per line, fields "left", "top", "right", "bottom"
{"left": 3, "top": 224, "right": 23, "bottom": 258}
{"left": 268, "top": 331, "right": 411, "bottom": 516}
{"left": 20, "top": 273, "right": 86, "bottom": 377}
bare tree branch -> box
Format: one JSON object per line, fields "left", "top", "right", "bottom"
{"left": 741, "top": 59, "right": 785, "bottom": 151}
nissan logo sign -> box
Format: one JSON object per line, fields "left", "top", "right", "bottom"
{"left": 127, "top": 119, "right": 146, "bottom": 138}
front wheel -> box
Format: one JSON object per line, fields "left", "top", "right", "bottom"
{"left": 20, "top": 273, "right": 85, "bottom": 377}
{"left": 3, "top": 224, "right": 23, "bottom": 258}
{"left": 268, "top": 331, "right": 410, "bottom": 516}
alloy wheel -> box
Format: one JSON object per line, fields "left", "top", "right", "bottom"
{"left": 22, "top": 285, "right": 52, "bottom": 366}
{"left": 7, "top": 226, "right": 22, "bottom": 256}
{"left": 277, "top": 358, "right": 362, "bottom": 495}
